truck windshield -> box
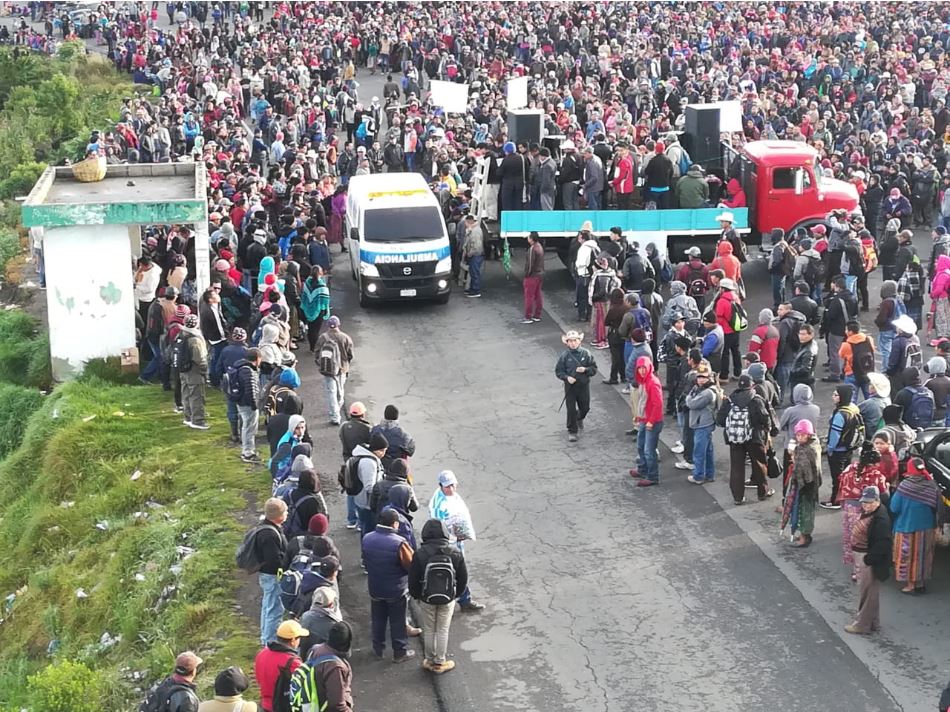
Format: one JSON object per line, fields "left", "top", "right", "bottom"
{"left": 364, "top": 206, "right": 444, "bottom": 242}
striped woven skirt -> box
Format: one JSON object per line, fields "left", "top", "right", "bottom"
{"left": 893, "top": 529, "right": 936, "bottom": 583}
{"left": 841, "top": 501, "right": 862, "bottom": 568}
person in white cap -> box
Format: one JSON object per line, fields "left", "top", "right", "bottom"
{"left": 428, "top": 470, "right": 484, "bottom": 611}
{"left": 716, "top": 211, "right": 746, "bottom": 263}
{"left": 558, "top": 139, "right": 584, "bottom": 210}
{"left": 555, "top": 330, "right": 598, "bottom": 441}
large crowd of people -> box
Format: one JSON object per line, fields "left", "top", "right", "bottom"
{"left": 7, "top": 0, "right": 950, "bottom": 709}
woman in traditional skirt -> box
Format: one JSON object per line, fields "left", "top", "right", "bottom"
{"left": 929, "top": 253, "right": 950, "bottom": 346}
{"left": 837, "top": 442, "right": 889, "bottom": 580}
{"left": 782, "top": 419, "right": 822, "bottom": 547}
{"left": 890, "top": 457, "right": 941, "bottom": 594}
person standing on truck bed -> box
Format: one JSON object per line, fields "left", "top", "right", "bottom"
{"left": 611, "top": 142, "right": 636, "bottom": 210}
{"left": 641, "top": 141, "right": 674, "bottom": 209}
{"left": 498, "top": 141, "right": 528, "bottom": 213}
{"left": 582, "top": 146, "right": 605, "bottom": 210}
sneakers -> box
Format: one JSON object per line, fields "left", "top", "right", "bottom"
{"left": 625, "top": 428, "right": 637, "bottom": 436}
{"left": 673, "top": 461, "right": 693, "bottom": 470}
{"left": 844, "top": 623, "right": 869, "bottom": 635}
{"left": 345, "top": 522, "right": 359, "bottom": 530}
{"left": 460, "top": 600, "right": 485, "bottom": 612}
{"left": 393, "top": 650, "right": 417, "bottom": 663}
{"left": 465, "top": 291, "right": 482, "bottom": 298}
{"left": 758, "top": 488, "right": 775, "bottom": 501}
{"left": 687, "top": 475, "right": 705, "bottom": 485}
{"left": 182, "top": 419, "right": 192, "bottom": 427}
{"left": 819, "top": 501, "right": 841, "bottom": 510}
{"left": 189, "top": 422, "right": 210, "bottom": 430}
{"left": 173, "top": 406, "right": 183, "bottom": 413}
{"left": 568, "top": 433, "right": 578, "bottom": 442}
{"left": 406, "top": 625, "right": 422, "bottom": 637}
{"left": 531, "top": 317, "right": 541, "bottom": 322}
{"left": 620, "top": 385, "right": 631, "bottom": 395}
{"left": 577, "top": 419, "right": 584, "bottom": 431}
{"left": 240, "top": 452, "right": 261, "bottom": 463}
{"left": 520, "top": 318, "right": 533, "bottom": 324}
{"left": 602, "top": 379, "right": 619, "bottom": 385}
{"left": 670, "top": 441, "right": 685, "bottom": 454}
{"left": 745, "top": 479, "right": 757, "bottom": 488}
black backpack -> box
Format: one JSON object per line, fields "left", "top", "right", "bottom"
{"left": 687, "top": 266, "right": 707, "bottom": 297}
{"left": 851, "top": 338, "right": 874, "bottom": 378}
{"left": 421, "top": 551, "right": 456, "bottom": 605}
{"left": 139, "top": 678, "right": 195, "bottom": 712}
{"left": 171, "top": 333, "right": 194, "bottom": 372}
{"left": 223, "top": 364, "right": 244, "bottom": 402}
{"left": 283, "top": 492, "right": 318, "bottom": 538}
{"left": 803, "top": 255, "right": 825, "bottom": 287}
{"left": 271, "top": 656, "right": 300, "bottom": 712}
{"left": 338, "top": 454, "right": 370, "bottom": 496}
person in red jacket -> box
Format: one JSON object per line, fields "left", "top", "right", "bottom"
{"left": 710, "top": 240, "right": 742, "bottom": 282}
{"left": 611, "top": 143, "right": 635, "bottom": 209}
{"left": 632, "top": 356, "right": 664, "bottom": 487}
{"left": 748, "top": 308, "right": 779, "bottom": 370}
{"left": 254, "top": 620, "right": 306, "bottom": 712}
{"left": 715, "top": 279, "right": 743, "bottom": 381}
{"left": 720, "top": 178, "right": 747, "bottom": 208}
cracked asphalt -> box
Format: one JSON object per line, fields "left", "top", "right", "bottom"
{"left": 298, "top": 248, "right": 947, "bottom": 712}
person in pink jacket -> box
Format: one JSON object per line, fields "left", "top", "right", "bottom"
{"left": 930, "top": 253, "right": 950, "bottom": 345}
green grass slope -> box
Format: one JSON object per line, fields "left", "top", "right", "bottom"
{"left": 0, "top": 378, "right": 262, "bottom": 710}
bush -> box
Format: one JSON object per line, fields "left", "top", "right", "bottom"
{"left": 0, "top": 383, "right": 44, "bottom": 457}
{"left": 0, "top": 161, "right": 46, "bottom": 201}
{"left": 28, "top": 660, "right": 104, "bottom": 712}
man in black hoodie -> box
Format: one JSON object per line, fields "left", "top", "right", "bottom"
{"left": 370, "top": 459, "right": 419, "bottom": 515}
{"left": 409, "top": 519, "right": 468, "bottom": 674}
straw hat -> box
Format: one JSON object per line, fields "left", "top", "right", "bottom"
{"left": 561, "top": 330, "right": 584, "bottom": 344}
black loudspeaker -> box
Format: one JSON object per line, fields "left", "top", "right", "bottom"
{"left": 683, "top": 105, "right": 721, "bottom": 169}
{"left": 507, "top": 109, "right": 543, "bottom": 145}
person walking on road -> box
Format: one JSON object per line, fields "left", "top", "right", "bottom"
{"left": 555, "top": 330, "right": 597, "bottom": 442}
{"left": 409, "top": 518, "right": 468, "bottom": 674}
{"left": 522, "top": 231, "right": 545, "bottom": 323}
{"left": 361, "top": 508, "right": 416, "bottom": 663}
{"left": 716, "top": 374, "right": 775, "bottom": 505}
{"left": 429, "top": 470, "right": 484, "bottom": 611}
{"left": 844, "top": 485, "right": 892, "bottom": 635}
{"left": 315, "top": 316, "right": 354, "bottom": 426}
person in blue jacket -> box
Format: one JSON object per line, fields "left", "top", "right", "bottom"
{"left": 889, "top": 457, "right": 941, "bottom": 595}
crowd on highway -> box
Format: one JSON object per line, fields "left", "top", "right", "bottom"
{"left": 11, "top": 0, "right": 950, "bottom": 709}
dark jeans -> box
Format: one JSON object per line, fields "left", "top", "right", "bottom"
{"left": 770, "top": 274, "right": 786, "bottom": 309}
{"left": 617, "top": 192, "right": 634, "bottom": 209}
{"left": 720, "top": 331, "right": 741, "bottom": 378}
{"left": 370, "top": 595, "right": 409, "bottom": 656}
{"left": 575, "top": 276, "right": 590, "bottom": 320}
{"left": 467, "top": 254, "right": 484, "bottom": 294}
{"left": 857, "top": 272, "right": 869, "bottom": 310}
{"left": 643, "top": 188, "right": 670, "bottom": 209}
{"left": 608, "top": 339, "right": 625, "bottom": 382}
{"left": 306, "top": 315, "right": 325, "bottom": 351}
{"left": 828, "top": 450, "right": 852, "bottom": 503}
{"left": 141, "top": 336, "right": 162, "bottom": 381}
{"left": 729, "top": 441, "right": 768, "bottom": 503}
{"left": 677, "top": 410, "right": 694, "bottom": 463}
{"left": 564, "top": 381, "right": 590, "bottom": 434}
{"left": 774, "top": 361, "right": 792, "bottom": 405}
{"left": 208, "top": 340, "right": 226, "bottom": 387}
{"left": 501, "top": 181, "right": 524, "bottom": 212}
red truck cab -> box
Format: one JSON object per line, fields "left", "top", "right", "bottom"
{"left": 724, "top": 140, "right": 860, "bottom": 240}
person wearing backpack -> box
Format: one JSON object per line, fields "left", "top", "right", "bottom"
{"left": 231, "top": 348, "right": 263, "bottom": 463}
{"left": 792, "top": 237, "right": 824, "bottom": 302}
{"left": 289, "top": 621, "right": 353, "bottom": 712}
{"left": 820, "top": 277, "right": 859, "bottom": 383}
{"left": 874, "top": 280, "right": 905, "bottom": 370}
{"left": 885, "top": 315, "right": 922, "bottom": 395}
{"left": 254, "top": 619, "right": 306, "bottom": 712}
{"left": 714, "top": 278, "right": 745, "bottom": 382}
{"left": 339, "top": 402, "right": 371, "bottom": 529}
{"left": 283, "top": 470, "right": 328, "bottom": 539}
{"left": 349, "top": 432, "right": 388, "bottom": 553}
{"left": 242, "top": 498, "right": 289, "bottom": 647}
{"left": 715, "top": 374, "right": 775, "bottom": 505}
{"left": 370, "top": 458, "right": 418, "bottom": 516}
{"left": 767, "top": 229, "right": 796, "bottom": 310}
{"left": 676, "top": 247, "right": 710, "bottom": 311}
{"left": 315, "top": 316, "right": 354, "bottom": 426}
{"left": 822, "top": 385, "right": 864, "bottom": 510}
{"left": 894, "top": 368, "right": 936, "bottom": 432}
{"left": 409, "top": 518, "right": 468, "bottom": 674}
{"left": 838, "top": 320, "right": 876, "bottom": 402}
{"left": 139, "top": 651, "right": 201, "bottom": 712}
{"left": 220, "top": 328, "right": 250, "bottom": 444}
{"left": 177, "top": 314, "right": 210, "bottom": 429}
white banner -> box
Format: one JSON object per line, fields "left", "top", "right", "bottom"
{"left": 429, "top": 80, "right": 470, "bottom": 114}
{"left": 507, "top": 76, "right": 529, "bottom": 110}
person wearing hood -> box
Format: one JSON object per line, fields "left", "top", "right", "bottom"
{"left": 289, "top": 621, "right": 354, "bottom": 712}
{"left": 674, "top": 163, "right": 709, "bottom": 208}
{"left": 860, "top": 372, "right": 891, "bottom": 438}
{"left": 631, "top": 356, "right": 664, "bottom": 487}
{"left": 352, "top": 432, "right": 388, "bottom": 551}
{"left": 839, "top": 320, "right": 876, "bottom": 401}
{"left": 257, "top": 322, "right": 284, "bottom": 384}
{"left": 282, "top": 513, "right": 341, "bottom": 576}
{"left": 381, "top": 483, "right": 417, "bottom": 550}
{"left": 931, "top": 253, "right": 950, "bottom": 345}
{"left": 684, "top": 363, "right": 720, "bottom": 485}
{"left": 923, "top": 357, "right": 950, "bottom": 425}
{"left": 792, "top": 238, "right": 824, "bottom": 301}
{"left": 624, "top": 327, "right": 653, "bottom": 434}
{"left": 264, "top": 365, "right": 303, "bottom": 419}
{"left": 370, "top": 459, "right": 419, "bottom": 516}
{"left": 837, "top": 443, "right": 889, "bottom": 580}
{"left": 198, "top": 666, "right": 256, "bottom": 712}
{"left": 555, "top": 330, "right": 597, "bottom": 443}
{"left": 283, "top": 468, "right": 328, "bottom": 538}
{"left": 779, "top": 383, "right": 820, "bottom": 469}
{"left": 714, "top": 278, "right": 742, "bottom": 381}
{"left": 297, "top": 586, "right": 343, "bottom": 660}
{"left": 874, "top": 280, "right": 905, "bottom": 369}
{"left": 715, "top": 374, "right": 773, "bottom": 505}
{"left": 370, "top": 404, "right": 417, "bottom": 468}
{"left": 269, "top": 415, "right": 307, "bottom": 479}
{"left": 178, "top": 314, "right": 210, "bottom": 430}
{"left": 661, "top": 280, "right": 700, "bottom": 333}
{"left": 719, "top": 177, "right": 746, "bottom": 209}
{"left": 409, "top": 518, "right": 468, "bottom": 674}
{"left": 783, "top": 419, "right": 822, "bottom": 548}
{"left": 885, "top": 315, "right": 921, "bottom": 394}
{"left": 823, "top": 385, "right": 864, "bottom": 510}
{"left": 244, "top": 229, "right": 268, "bottom": 293}
{"left": 821, "top": 277, "right": 859, "bottom": 383}
{"left": 621, "top": 242, "right": 654, "bottom": 292}
{"left": 893, "top": 367, "right": 936, "bottom": 430}
{"left": 748, "top": 308, "right": 779, "bottom": 371}
{"left": 710, "top": 240, "right": 741, "bottom": 282}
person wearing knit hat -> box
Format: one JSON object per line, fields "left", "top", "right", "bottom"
{"left": 370, "top": 404, "right": 416, "bottom": 467}
{"left": 785, "top": 414, "right": 822, "bottom": 548}
{"left": 198, "top": 666, "right": 256, "bottom": 712}
{"left": 218, "top": 328, "right": 250, "bottom": 443}
{"left": 499, "top": 139, "right": 528, "bottom": 212}
{"left": 717, "top": 371, "right": 774, "bottom": 505}
{"left": 822, "top": 384, "right": 861, "bottom": 510}
{"left": 178, "top": 311, "right": 210, "bottom": 430}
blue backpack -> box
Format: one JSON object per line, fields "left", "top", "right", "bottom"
{"left": 905, "top": 386, "right": 934, "bottom": 429}
{"left": 677, "top": 147, "right": 692, "bottom": 175}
